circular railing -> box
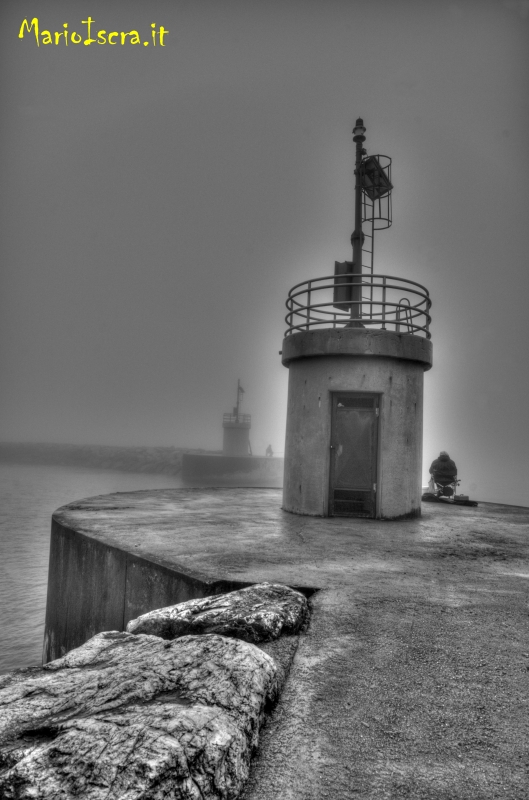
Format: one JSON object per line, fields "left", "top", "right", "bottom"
{"left": 285, "top": 273, "right": 432, "bottom": 338}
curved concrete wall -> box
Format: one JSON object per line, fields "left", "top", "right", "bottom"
{"left": 282, "top": 337, "right": 427, "bottom": 518}
{"left": 42, "top": 519, "right": 246, "bottom": 664}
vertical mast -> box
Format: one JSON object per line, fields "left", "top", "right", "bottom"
{"left": 235, "top": 379, "right": 240, "bottom": 420}
{"left": 351, "top": 118, "right": 366, "bottom": 324}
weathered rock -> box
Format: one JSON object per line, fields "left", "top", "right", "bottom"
{"left": 126, "top": 582, "right": 309, "bottom": 643}
{"left": 0, "top": 631, "right": 279, "bottom": 799}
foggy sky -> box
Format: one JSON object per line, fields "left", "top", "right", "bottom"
{"left": 1, "top": 0, "right": 528, "bottom": 505}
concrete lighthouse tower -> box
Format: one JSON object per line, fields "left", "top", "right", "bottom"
{"left": 281, "top": 120, "right": 432, "bottom": 519}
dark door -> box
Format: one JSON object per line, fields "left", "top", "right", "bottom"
{"left": 329, "top": 393, "right": 379, "bottom": 517}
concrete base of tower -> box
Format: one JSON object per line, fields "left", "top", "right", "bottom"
{"left": 281, "top": 328, "right": 433, "bottom": 519}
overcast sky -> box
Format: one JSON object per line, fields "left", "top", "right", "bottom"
{"left": 1, "top": 0, "right": 528, "bottom": 505}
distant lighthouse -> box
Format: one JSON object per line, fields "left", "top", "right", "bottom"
{"left": 222, "top": 379, "right": 251, "bottom": 456}
{"left": 281, "top": 120, "right": 432, "bottom": 519}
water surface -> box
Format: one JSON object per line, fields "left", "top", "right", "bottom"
{"left": 0, "top": 463, "right": 181, "bottom": 674}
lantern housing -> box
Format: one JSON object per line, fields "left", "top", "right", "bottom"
{"left": 361, "top": 155, "right": 393, "bottom": 201}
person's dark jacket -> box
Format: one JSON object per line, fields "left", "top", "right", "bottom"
{"left": 429, "top": 454, "right": 457, "bottom": 478}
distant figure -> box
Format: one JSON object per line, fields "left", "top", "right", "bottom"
{"left": 429, "top": 451, "right": 457, "bottom": 483}
{"left": 265, "top": 444, "right": 273, "bottom": 457}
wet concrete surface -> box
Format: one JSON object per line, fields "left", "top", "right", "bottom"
{"left": 54, "top": 489, "right": 529, "bottom": 799}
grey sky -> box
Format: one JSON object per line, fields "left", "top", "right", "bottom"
{"left": 1, "top": 0, "right": 528, "bottom": 505}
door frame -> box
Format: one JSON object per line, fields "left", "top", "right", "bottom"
{"left": 328, "top": 391, "right": 381, "bottom": 518}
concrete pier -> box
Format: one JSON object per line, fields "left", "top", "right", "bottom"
{"left": 43, "top": 487, "right": 529, "bottom": 799}
{"left": 181, "top": 452, "right": 284, "bottom": 486}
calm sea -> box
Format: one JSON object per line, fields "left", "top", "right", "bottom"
{"left": 0, "top": 463, "right": 182, "bottom": 674}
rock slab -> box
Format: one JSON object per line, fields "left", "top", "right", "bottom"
{"left": 0, "top": 631, "right": 279, "bottom": 799}
{"left": 126, "top": 582, "right": 309, "bottom": 644}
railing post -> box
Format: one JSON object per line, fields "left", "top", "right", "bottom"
{"left": 306, "top": 282, "right": 311, "bottom": 331}
{"left": 382, "top": 276, "right": 386, "bottom": 330}
{"left": 351, "top": 271, "right": 362, "bottom": 323}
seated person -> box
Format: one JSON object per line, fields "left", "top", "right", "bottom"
{"left": 429, "top": 451, "right": 457, "bottom": 485}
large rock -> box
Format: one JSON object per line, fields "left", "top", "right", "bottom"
{"left": 126, "top": 582, "right": 309, "bottom": 643}
{"left": 0, "top": 631, "right": 279, "bottom": 799}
